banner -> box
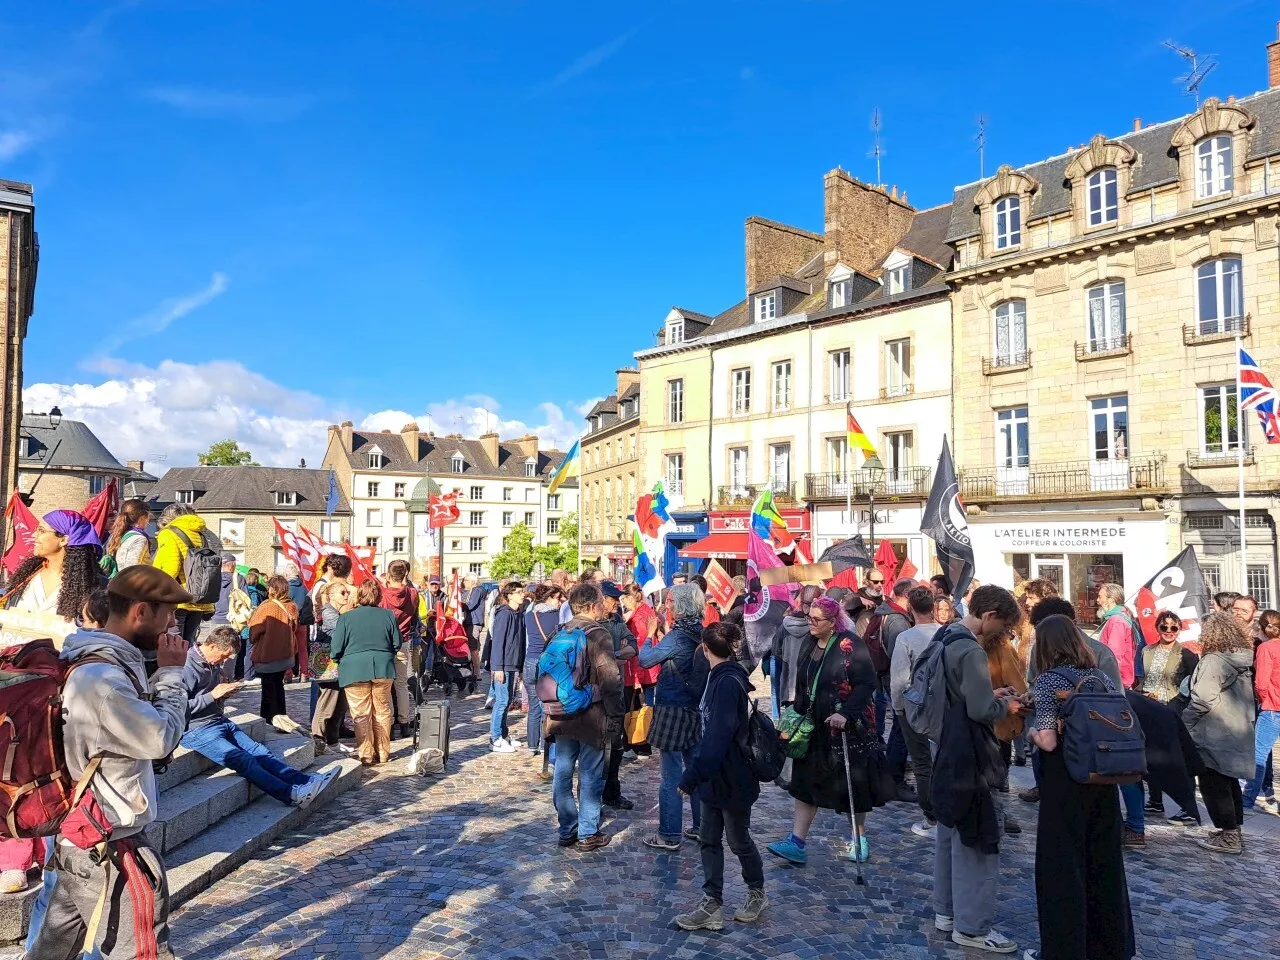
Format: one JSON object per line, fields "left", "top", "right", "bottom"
{"left": 703, "top": 559, "right": 738, "bottom": 610}
{"left": 3, "top": 491, "right": 38, "bottom": 575}
{"left": 342, "top": 541, "right": 377, "bottom": 585}
{"left": 82, "top": 478, "right": 119, "bottom": 540}
{"left": 0, "top": 609, "right": 74, "bottom": 651}
{"left": 743, "top": 530, "right": 794, "bottom": 670}
{"left": 760, "top": 561, "right": 833, "bottom": 586}
{"left": 1131, "top": 547, "right": 1213, "bottom": 649}
{"left": 428, "top": 491, "right": 460, "bottom": 529}
{"left": 273, "top": 519, "right": 327, "bottom": 588}
{"left": 921, "top": 436, "right": 974, "bottom": 601}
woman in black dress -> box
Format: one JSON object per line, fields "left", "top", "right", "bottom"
{"left": 766, "top": 595, "right": 884, "bottom": 866}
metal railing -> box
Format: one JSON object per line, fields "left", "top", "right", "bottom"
{"left": 1183, "top": 315, "right": 1248, "bottom": 345}
{"left": 1185, "top": 446, "right": 1256, "bottom": 468}
{"left": 959, "top": 455, "right": 1165, "bottom": 499}
{"left": 879, "top": 383, "right": 914, "bottom": 399}
{"left": 804, "top": 467, "right": 932, "bottom": 499}
{"left": 717, "top": 483, "right": 797, "bottom": 507}
{"left": 1075, "top": 334, "right": 1132, "bottom": 360}
{"left": 982, "top": 351, "right": 1031, "bottom": 374}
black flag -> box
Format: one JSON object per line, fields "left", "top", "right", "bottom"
{"left": 921, "top": 436, "right": 974, "bottom": 601}
{"left": 818, "top": 534, "right": 873, "bottom": 572}
{"left": 1131, "top": 547, "right": 1213, "bottom": 648}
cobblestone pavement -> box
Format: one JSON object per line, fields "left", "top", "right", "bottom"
{"left": 167, "top": 683, "right": 1280, "bottom": 960}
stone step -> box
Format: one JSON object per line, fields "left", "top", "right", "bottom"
{"left": 156, "top": 713, "right": 271, "bottom": 793}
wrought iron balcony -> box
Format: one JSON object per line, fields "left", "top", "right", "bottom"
{"left": 717, "top": 483, "right": 797, "bottom": 507}
{"left": 959, "top": 455, "right": 1166, "bottom": 500}
{"left": 1183, "top": 315, "right": 1248, "bottom": 345}
{"left": 1185, "top": 446, "right": 1256, "bottom": 468}
{"left": 1075, "top": 334, "right": 1132, "bottom": 360}
{"left": 804, "top": 468, "right": 932, "bottom": 500}
{"left": 982, "top": 351, "right": 1031, "bottom": 375}
{"left": 879, "top": 383, "right": 914, "bottom": 399}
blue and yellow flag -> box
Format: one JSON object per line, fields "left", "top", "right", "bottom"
{"left": 548, "top": 439, "right": 581, "bottom": 495}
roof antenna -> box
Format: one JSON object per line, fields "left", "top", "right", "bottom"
{"left": 975, "top": 115, "right": 988, "bottom": 179}
{"left": 869, "top": 108, "right": 884, "bottom": 187}
{"left": 1164, "top": 40, "right": 1218, "bottom": 107}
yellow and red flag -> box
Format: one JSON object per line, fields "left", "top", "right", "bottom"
{"left": 846, "top": 403, "right": 879, "bottom": 465}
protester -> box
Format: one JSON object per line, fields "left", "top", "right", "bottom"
{"left": 767, "top": 595, "right": 884, "bottom": 865}
{"left": 931, "top": 584, "right": 1023, "bottom": 955}
{"left": 1023, "top": 614, "right": 1134, "bottom": 960}
{"left": 548, "top": 582, "right": 622, "bottom": 852}
{"left": 1232, "top": 594, "right": 1262, "bottom": 642}
{"left": 247, "top": 575, "right": 297, "bottom": 724}
{"left": 207, "top": 553, "right": 248, "bottom": 635}
{"left": 1213, "top": 590, "right": 1241, "bottom": 612}
{"left": 331, "top": 579, "right": 400, "bottom": 766}
{"left": 934, "top": 596, "right": 955, "bottom": 626}
{"left": 599, "top": 582, "right": 637, "bottom": 809}
{"left": 983, "top": 620, "right": 1027, "bottom": 835}
{"left": 622, "top": 583, "right": 661, "bottom": 706}
{"left": 464, "top": 574, "right": 487, "bottom": 678}
{"left": 674, "top": 622, "right": 766, "bottom": 931}
{"left": 930, "top": 574, "right": 951, "bottom": 598}
{"left": 890, "top": 585, "right": 943, "bottom": 838}
{"left": 25, "top": 566, "right": 190, "bottom": 958}
{"left": 1095, "top": 583, "right": 1141, "bottom": 688}
{"left": 1244, "top": 609, "right": 1280, "bottom": 814}
{"left": 152, "top": 502, "right": 217, "bottom": 643}
{"left": 182, "top": 625, "right": 338, "bottom": 806}
{"left": 639, "top": 583, "right": 710, "bottom": 851}
{"left": 1140, "top": 609, "right": 1201, "bottom": 824}
{"left": 379, "top": 560, "right": 420, "bottom": 739}
{"left": 488, "top": 581, "right": 528, "bottom": 753}
{"left": 770, "top": 585, "right": 822, "bottom": 722}
{"left": 312, "top": 578, "right": 356, "bottom": 756}
{"left": 846, "top": 571, "right": 886, "bottom": 636}
{"left": 101, "top": 498, "right": 151, "bottom": 573}
{"left": 523, "top": 583, "right": 562, "bottom": 762}
{"left": 284, "top": 561, "right": 315, "bottom": 683}
{"left": 1183, "top": 612, "right": 1256, "bottom": 854}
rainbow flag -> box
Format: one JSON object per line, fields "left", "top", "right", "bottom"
{"left": 632, "top": 526, "right": 663, "bottom": 595}
{"left": 846, "top": 403, "right": 878, "bottom": 465}
{"left": 548, "top": 438, "right": 580, "bottom": 495}
{"left": 750, "top": 489, "right": 796, "bottom": 552}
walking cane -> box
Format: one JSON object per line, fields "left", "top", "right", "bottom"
{"left": 840, "top": 727, "right": 866, "bottom": 886}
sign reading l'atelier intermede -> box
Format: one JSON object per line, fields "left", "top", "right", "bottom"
{"left": 986, "top": 523, "right": 1129, "bottom": 551}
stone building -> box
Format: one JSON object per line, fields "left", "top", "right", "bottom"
{"left": 146, "top": 466, "right": 351, "bottom": 573}
{"left": 0, "top": 180, "right": 37, "bottom": 514}
{"left": 17, "top": 412, "right": 130, "bottom": 516}
{"left": 947, "top": 34, "right": 1280, "bottom": 617}
{"left": 580, "top": 369, "right": 640, "bottom": 576}
{"left": 322, "top": 422, "right": 577, "bottom": 579}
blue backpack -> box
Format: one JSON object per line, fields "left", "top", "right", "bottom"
{"left": 1050, "top": 668, "right": 1147, "bottom": 785}
{"left": 535, "top": 627, "right": 598, "bottom": 717}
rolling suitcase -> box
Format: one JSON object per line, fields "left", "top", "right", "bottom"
{"left": 413, "top": 700, "right": 451, "bottom": 765}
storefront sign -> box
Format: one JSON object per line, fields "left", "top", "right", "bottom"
{"left": 987, "top": 523, "right": 1129, "bottom": 551}
{"left": 710, "top": 510, "right": 809, "bottom": 534}
{"left": 670, "top": 524, "right": 698, "bottom": 535}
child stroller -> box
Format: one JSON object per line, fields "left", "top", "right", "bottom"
{"left": 429, "top": 612, "right": 475, "bottom": 696}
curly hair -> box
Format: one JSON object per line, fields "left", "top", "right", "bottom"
{"left": 4, "top": 546, "right": 103, "bottom": 621}
{"left": 1198, "top": 611, "right": 1252, "bottom": 655}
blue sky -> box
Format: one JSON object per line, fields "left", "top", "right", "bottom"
{"left": 4, "top": 0, "right": 1277, "bottom": 466}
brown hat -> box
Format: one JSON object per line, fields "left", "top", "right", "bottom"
{"left": 107, "top": 566, "right": 195, "bottom": 606}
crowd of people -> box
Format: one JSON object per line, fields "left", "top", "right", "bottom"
{"left": 2, "top": 494, "right": 1278, "bottom": 959}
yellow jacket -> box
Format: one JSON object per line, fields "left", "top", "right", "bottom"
{"left": 152, "top": 514, "right": 216, "bottom": 613}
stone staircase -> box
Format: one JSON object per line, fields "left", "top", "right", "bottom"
{"left": 0, "top": 711, "right": 361, "bottom": 942}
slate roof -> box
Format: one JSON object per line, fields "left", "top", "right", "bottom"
{"left": 895, "top": 204, "right": 954, "bottom": 268}
{"left": 585, "top": 388, "right": 641, "bottom": 435}
{"left": 18, "top": 416, "right": 127, "bottom": 473}
{"left": 148, "top": 466, "right": 352, "bottom": 514}
{"left": 749, "top": 275, "right": 813, "bottom": 296}
{"left": 947, "top": 86, "right": 1280, "bottom": 242}
{"left": 340, "top": 430, "right": 574, "bottom": 485}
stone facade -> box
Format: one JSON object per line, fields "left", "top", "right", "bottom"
{"left": 580, "top": 370, "right": 641, "bottom": 576}
{"left": 0, "top": 181, "right": 36, "bottom": 516}
{"left": 19, "top": 470, "right": 106, "bottom": 519}
{"left": 744, "top": 218, "right": 823, "bottom": 295}
{"left": 202, "top": 511, "right": 350, "bottom": 574}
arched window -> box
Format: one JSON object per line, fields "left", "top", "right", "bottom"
{"left": 1196, "top": 136, "right": 1233, "bottom": 198}
{"left": 994, "top": 196, "right": 1021, "bottom": 249}
{"left": 1087, "top": 168, "right": 1118, "bottom": 225}
{"left": 993, "top": 300, "right": 1027, "bottom": 365}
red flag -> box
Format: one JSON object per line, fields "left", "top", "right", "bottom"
{"left": 873, "top": 539, "right": 899, "bottom": 585}
{"left": 703, "top": 559, "right": 737, "bottom": 610}
{"left": 446, "top": 570, "right": 462, "bottom": 618}
{"left": 342, "top": 542, "right": 377, "bottom": 585}
{"left": 826, "top": 566, "right": 860, "bottom": 591}
{"left": 82, "top": 478, "right": 119, "bottom": 539}
{"left": 898, "top": 557, "right": 919, "bottom": 581}
{"left": 428, "top": 492, "right": 460, "bottom": 529}
{"left": 1131, "top": 546, "right": 1212, "bottom": 652}
{"left": 273, "top": 519, "right": 327, "bottom": 588}
{"left": 3, "top": 491, "right": 39, "bottom": 575}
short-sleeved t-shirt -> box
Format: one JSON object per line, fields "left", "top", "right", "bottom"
{"left": 1031, "top": 667, "right": 1117, "bottom": 730}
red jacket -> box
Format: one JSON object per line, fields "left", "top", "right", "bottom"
{"left": 1256, "top": 638, "right": 1280, "bottom": 711}
{"left": 379, "top": 583, "right": 419, "bottom": 643}
{"left": 625, "top": 604, "right": 661, "bottom": 687}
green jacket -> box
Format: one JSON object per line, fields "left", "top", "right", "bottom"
{"left": 331, "top": 606, "right": 400, "bottom": 687}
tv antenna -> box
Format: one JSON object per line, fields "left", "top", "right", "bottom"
{"left": 1164, "top": 40, "right": 1217, "bottom": 107}
{"left": 975, "top": 115, "right": 988, "bottom": 179}
{"left": 869, "top": 108, "right": 884, "bottom": 186}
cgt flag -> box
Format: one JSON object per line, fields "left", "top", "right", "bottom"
{"left": 2, "top": 491, "right": 38, "bottom": 575}
{"left": 921, "top": 436, "right": 974, "bottom": 601}
{"left": 428, "top": 491, "right": 461, "bottom": 529}
{"left": 1131, "top": 546, "right": 1213, "bottom": 650}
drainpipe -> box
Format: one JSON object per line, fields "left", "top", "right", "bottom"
{"left": 1268, "top": 512, "right": 1280, "bottom": 606}
{"left": 707, "top": 346, "right": 715, "bottom": 516}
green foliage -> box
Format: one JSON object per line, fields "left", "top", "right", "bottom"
{"left": 198, "top": 439, "right": 258, "bottom": 466}
{"left": 488, "top": 523, "right": 538, "bottom": 579}
{"left": 535, "top": 511, "right": 579, "bottom": 574}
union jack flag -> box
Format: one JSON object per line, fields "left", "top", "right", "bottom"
{"left": 1240, "top": 348, "right": 1280, "bottom": 444}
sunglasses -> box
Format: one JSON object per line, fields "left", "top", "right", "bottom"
{"left": 868, "top": 579, "right": 885, "bottom": 585}
{"left": 1158, "top": 626, "right": 1181, "bottom": 634}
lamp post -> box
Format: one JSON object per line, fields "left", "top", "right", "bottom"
{"left": 48, "top": 406, "right": 62, "bottom": 429}
{"left": 864, "top": 453, "right": 885, "bottom": 555}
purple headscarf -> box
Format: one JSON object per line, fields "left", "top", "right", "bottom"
{"left": 43, "top": 510, "right": 102, "bottom": 557}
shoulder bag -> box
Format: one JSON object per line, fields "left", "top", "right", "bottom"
{"left": 776, "top": 637, "right": 836, "bottom": 760}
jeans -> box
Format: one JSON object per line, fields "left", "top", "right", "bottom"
{"left": 658, "top": 748, "right": 700, "bottom": 841}
{"left": 1118, "top": 781, "right": 1145, "bottom": 833}
{"left": 392, "top": 646, "right": 413, "bottom": 725}
{"left": 553, "top": 738, "right": 605, "bottom": 839}
{"left": 524, "top": 680, "right": 545, "bottom": 751}
{"left": 490, "top": 672, "right": 518, "bottom": 743}
{"left": 1244, "top": 710, "right": 1280, "bottom": 806}
{"left": 874, "top": 684, "right": 888, "bottom": 740}
{"left": 898, "top": 710, "right": 935, "bottom": 822}
{"left": 181, "top": 716, "right": 311, "bottom": 804}
{"left": 175, "top": 609, "right": 205, "bottom": 645}
{"left": 699, "top": 802, "right": 763, "bottom": 903}
{"left": 886, "top": 713, "right": 908, "bottom": 783}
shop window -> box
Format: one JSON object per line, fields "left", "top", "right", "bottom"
{"left": 1008, "top": 552, "right": 1124, "bottom": 626}
{"left": 1247, "top": 565, "right": 1273, "bottom": 608}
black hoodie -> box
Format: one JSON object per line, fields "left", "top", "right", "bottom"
{"left": 679, "top": 660, "right": 759, "bottom": 811}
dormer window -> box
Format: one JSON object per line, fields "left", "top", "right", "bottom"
{"left": 886, "top": 265, "right": 908, "bottom": 295}
{"left": 1087, "top": 168, "right": 1118, "bottom": 225}
{"left": 755, "top": 292, "right": 776, "bottom": 322}
{"left": 830, "top": 279, "right": 850, "bottom": 308}
{"left": 275, "top": 491, "right": 297, "bottom": 507}
{"left": 667, "top": 318, "right": 684, "bottom": 345}
{"left": 176, "top": 490, "right": 196, "bottom": 505}
{"left": 18, "top": 436, "right": 32, "bottom": 458}
{"left": 367, "top": 445, "right": 383, "bottom": 469}
{"left": 1196, "top": 135, "right": 1233, "bottom": 198}
{"left": 994, "top": 196, "right": 1021, "bottom": 249}
{"left": 450, "top": 454, "right": 464, "bottom": 474}
{"left": 524, "top": 458, "right": 536, "bottom": 478}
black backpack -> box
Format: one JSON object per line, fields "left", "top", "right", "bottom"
{"left": 741, "top": 701, "right": 786, "bottom": 783}
{"left": 170, "top": 527, "right": 223, "bottom": 606}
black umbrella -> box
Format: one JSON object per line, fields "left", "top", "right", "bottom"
{"left": 819, "top": 535, "right": 873, "bottom": 573}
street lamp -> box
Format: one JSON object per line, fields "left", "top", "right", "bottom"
{"left": 48, "top": 406, "right": 62, "bottom": 429}
{"left": 864, "top": 453, "right": 884, "bottom": 552}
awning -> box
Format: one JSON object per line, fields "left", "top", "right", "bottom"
{"left": 679, "top": 532, "right": 748, "bottom": 560}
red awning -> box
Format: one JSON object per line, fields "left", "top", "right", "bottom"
{"left": 679, "top": 532, "right": 748, "bottom": 559}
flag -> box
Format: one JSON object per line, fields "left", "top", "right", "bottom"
{"left": 846, "top": 404, "right": 879, "bottom": 465}
{"left": 743, "top": 527, "right": 794, "bottom": 670}
{"left": 548, "top": 439, "right": 581, "bottom": 495}
{"left": 82, "top": 478, "right": 119, "bottom": 539}
{"left": 2, "top": 491, "right": 38, "bottom": 575}
{"left": 446, "top": 570, "right": 463, "bottom": 619}
{"left": 273, "top": 519, "right": 326, "bottom": 588}
{"left": 898, "top": 557, "right": 919, "bottom": 581}
{"left": 325, "top": 470, "right": 340, "bottom": 516}
{"left": 428, "top": 491, "right": 460, "bottom": 528}
{"left": 342, "top": 541, "right": 377, "bottom": 586}
{"left": 635, "top": 481, "right": 673, "bottom": 539}
{"left": 632, "top": 526, "right": 663, "bottom": 595}
{"left": 873, "top": 539, "right": 899, "bottom": 585}
{"left": 825, "top": 566, "right": 860, "bottom": 591}
{"left": 921, "top": 437, "right": 974, "bottom": 601}
{"left": 750, "top": 488, "right": 796, "bottom": 552}
{"left": 1239, "top": 348, "right": 1280, "bottom": 443}
{"left": 1131, "top": 546, "right": 1212, "bottom": 650}
{"left": 703, "top": 558, "right": 738, "bottom": 610}
{"left": 818, "top": 535, "right": 873, "bottom": 573}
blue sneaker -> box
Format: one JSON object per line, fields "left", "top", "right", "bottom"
{"left": 766, "top": 837, "right": 807, "bottom": 865}
{"left": 848, "top": 834, "right": 870, "bottom": 863}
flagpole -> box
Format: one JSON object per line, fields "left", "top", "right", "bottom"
{"left": 844, "top": 443, "right": 852, "bottom": 532}
{"left": 1236, "top": 328, "right": 1248, "bottom": 592}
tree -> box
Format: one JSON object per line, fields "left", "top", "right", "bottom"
{"left": 488, "top": 523, "right": 537, "bottom": 579}
{"left": 198, "top": 439, "right": 258, "bottom": 466}
{"left": 535, "top": 511, "right": 579, "bottom": 573}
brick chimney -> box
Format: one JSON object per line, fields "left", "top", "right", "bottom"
{"left": 744, "top": 217, "right": 824, "bottom": 295}
{"left": 1269, "top": 21, "right": 1280, "bottom": 88}
{"left": 400, "top": 422, "right": 420, "bottom": 461}
{"left": 822, "top": 169, "right": 915, "bottom": 273}
{"left": 511, "top": 433, "right": 539, "bottom": 458}
{"left": 479, "top": 431, "right": 500, "bottom": 467}
{"left": 125, "top": 460, "right": 144, "bottom": 473}
{"left": 339, "top": 420, "right": 353, "bottom": 451}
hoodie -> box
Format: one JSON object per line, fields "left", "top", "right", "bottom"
{"left": 379, "top": 582, "right": 418, "bottom": 644}
{"left": 59, "top": 629, "right": 188, "bottom": 839}
{"left": 210, "top": 569, "right": 242, "bottom": 625}
{"left": 488, "top": 603, "right": 527, "bottom": 673}
{"left": 152, "top": 514, "right": 216, "bottom": 613}
{"left": 680, "top": 660, "right": 758, "bottom": 811}
{"left": 872, "top": 598, "right": 913, "bottom": 664}
{"left": 1182, "top": 648, "right": 1257, "bottom": 779}
{"left": 770, "top": 614, "right": 813, "bottom": 706}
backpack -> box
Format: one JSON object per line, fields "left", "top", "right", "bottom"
{"left": 0, "top": 640, "right": 144, "bottom": 840}
{"left": 741, "top": 701, "right": 786, "bottom": 782}
{"left": 903, "top": 628, "right": 957, "bottom": 743}
{"left": 535, "top": 626, "right": 598, "bottom": 717}
{"left": 1049, "top": 668, "right": 1147, "bottom": 785}
{"left": 861, "top": 612, "right": 891, "bottom": 674}
{"left": 170, "top": 527, "right": 223, "bottom": 606}
{"left": 227, "top": 585, "right": 253, "bottom": 632}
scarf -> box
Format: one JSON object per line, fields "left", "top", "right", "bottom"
{"left": 44, "top": 509, "right": 102, "bottom": 557}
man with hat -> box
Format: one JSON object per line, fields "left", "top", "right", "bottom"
{"left": 28, "top": 566, "right": 192, "bottom": 959}
{"left": 599, "top": 581, "right": 637, "bottom": 810}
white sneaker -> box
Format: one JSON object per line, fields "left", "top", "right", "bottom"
{"left": 952, "top": 928, "right": 1017, "bottom": 954}
{"left": 934, "top": 914, "right": 954, "bottom": 932}
{"left": 491, "top": 738, "right": 517, "bottom": 754}
{"left": 333, "top": 743, "right": 357, "bottom": 757}
{"left": 911, "top": 819, "right": 937, "bottom": 839}
{"left": 484, "top": 697, "right": 495, "bottom": 710}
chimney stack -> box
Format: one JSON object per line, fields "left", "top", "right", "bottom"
{"left": 479, "top": 431, "right": 500, "bottom": 467}
{"left": 400, "top": 421, "right": 420, "bottom": 461}
{"left": 511, "top": 433, "right": 539, "bottom": 459}
{"left": 1269, "top": 21, "right": 1280, "bottom": 88}
{"left": 339, "top": 421, "right": 353, "bottom": 451}
{"left": 126, "top": 460, "right": 144, "bottom": 473}
{"left": 1133, "top": 117, "right": 1142, "bottom": 131}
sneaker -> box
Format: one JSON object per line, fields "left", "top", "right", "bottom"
{"left": 766, "top": 837, "right": 807, "bottom": 865}
{"left": 1012, "top": 755, "right": 1027, "bottom": 767}
{"left": 952, "top": 928, "right": 1018, "bottom": 954}
{"left": 1122, "top": 826, "right": 1147, "bottom": 849}
{"left": 577, "top": 832, "right": 612, "bottom": 852}
{"left": 733, "top": 889, "right": 767, "bottom": 923}
{"left": 622, "top": 749, "right": 638, "bottom": 761}
{"left": 271, "top": 714, "right": 305, "bottom": 735}
{"left": 603, "top": 796, "right": 635, "bottom": 811}
{"left": 332, "top": 743, "right": 356, "bottom": 757}
{"left": 491, "top": 738, "right": 517, "bottom": 754}
{"left": 934, "top": 914, "right": 954, "bottom": 932}
{"left": 1022, "top": 952, "right": 1041, "bottom": 960}
{"left": 1196, "top": 827, "right": 1242, "bottom": 855}
{"left": 312, "top": 737, "right": 328, "bottom": 756}
{"left": 1183, "top": 824, "right": 1217, "bottom": 839}
{"left": 910, "top": 819, "right": 937, "bottom": 839}
{"left": 642, "top": 835, "right": 681, "bottom": 852}
{"left": 1144, "top": 800, "right": 1165, "bottom": 817}
{"left": 674, "top": 896, "right": 725, "bottom": 932}
{"left": 290, "top": 774, "right": 326, "bottom": 808}
{"left": 1018, "top": 787, "right": 1039, "bottom": 803}
{"left": 1004, "top": 817, "right": 1022, "bottom": 835}
{"left": 1168, "top": 811, "right": 1200, "bottom": 826}
{"left": 847, "top": 834, "right": 870, "bottom": 862}
{"left": 484, "top": 697, "right": 495, "bottom": 710}
{"left": 894, "top": 781, "right": 917, "bottom": 803}
{"left": 683, "top": 827, "right": 700, "bottom": 841}
{"left": 557, "top": 829, "right": 579, "bottom": 848}
{"left": 0, "top": 869, "right": 26, "bottom": 894}
{"left": 1258, "top": 796, "right": 1280, "bottom": 816}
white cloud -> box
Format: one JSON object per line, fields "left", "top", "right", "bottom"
{"left": 0, "top": 130, "right": 36, "bottom": 162}
{"left": 360, "top": 396, "right": 585, "bottom": 452}
{"left": 145, "top": 87, "right": 315, "bottom": 122}
{"left": 96, "top": 273, "right": 229, "bottom": 354}
{"left": 528, "top": 26, "right": 640, "bottom": 98}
